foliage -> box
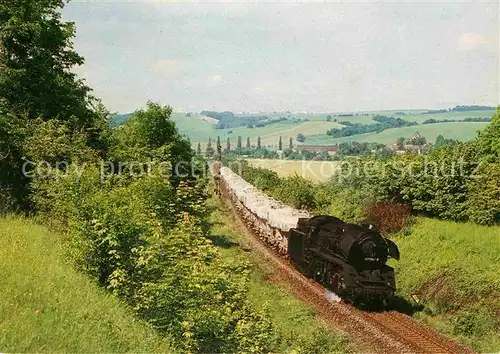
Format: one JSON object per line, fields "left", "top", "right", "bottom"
{"left": 205, "top": 138, "right": 214, "bottom": 157}
{"left": 296, "top": 133, "right": 305, "bottom": 142}
{"left": 273, "top": 175, "right": 316, "bottom": 210}
{"left": 241, "top": 164, "right": 281, "bottom": 193}
{"left": 0, "top": 111, "right": 29, "bottom": 210}
{"left": 326, "top": 115, "right": 417, "bottom": 138}
{"left": 451, "top": 105, "right": 496, "bottom": 112}
{"left": 0, "top": 0, "right": 109, "bottom": 151}
{"left": 476, "top": 107, "right": 500, "bottom": 163}
{"left": 201, "top": 110, "right": 288, "bottom": 130}
{"left": 434, "top": 134, "right": 458, "bottom": 148}
{"left": 467, "top": 162, "right": 500, "bottom": 225}
{"left": 365, "top": 203, "right": 412, "bottom": 234}
{"left": 333, "top": 142, "right": 483, "bottom": 222}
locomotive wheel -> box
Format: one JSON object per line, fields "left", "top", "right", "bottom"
{"left": 327, "top": 271, "right": 344, "bottom": 294}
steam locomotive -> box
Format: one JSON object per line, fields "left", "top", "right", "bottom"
{"left": 288, "top": 215, "right": 400, "bottom": 300}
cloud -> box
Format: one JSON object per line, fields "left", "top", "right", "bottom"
{"left": 151, "top": 59, "right": 186, "bottom": 76}
{"left": 457, "top": 33, "right": 487, "bottom": 51}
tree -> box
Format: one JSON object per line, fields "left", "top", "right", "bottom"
{"left": 257, "top": 137, "right": 261, "bottom": 149}
{"left": 246, "top": 137, "right": 250, "bottom": 148}
{"left": 111, "top": 101, "right": 192, "bottom": 177}
{"left": 226, "top": 137, "right": 230, "bottom": 151}
{"left": 296, "top": 133, "right": 305, "bottom": 143}
{"left": 289, "top": 137, "right": 293, "bottom": 149}
{"left": 396, "top": 137, "right": 405, "bottom": 149}
{"left": 278, "top": 136, "right": 283, "bottom": 150}
{"left": 237, "top": 136, "right": 242, "bottom": 149}
{"left": 197, "top": 142, "right": 201, "bottom": 155}
{"left": 0, "top": 0, "right": 103, "bottom": 133}
{"left": 205, "top": 138, "right": 214, "bottom": 157}
{"left": 326, "top": 115, "right": 332, "bottom": 122}
{"left": 477, "top": 107, "right": 500, "bottom": 163}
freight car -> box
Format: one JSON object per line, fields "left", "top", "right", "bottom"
{"left": 219, "top": 166, "right": 399, "bottom": 302}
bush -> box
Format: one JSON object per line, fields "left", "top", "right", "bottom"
{"left": 467, "top": 162, "right": 500, "bottom": 225}
{"left": 451, "top": 311, "right": 493, "bottom": 337}
{"left": 365, "top": 203, "right": 412, "bottom": 234}
{"left": 272, "top": 175, "right": 316, "bottom": 210}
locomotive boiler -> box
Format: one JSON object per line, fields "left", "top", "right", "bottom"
{"left": 288, "top": 215, "right": 400, "bottom": 299}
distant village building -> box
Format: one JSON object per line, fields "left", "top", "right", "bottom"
{"left": 296, "top": 145, "right": 339, "bottom": 155}
{"left": 387, "top": 132, "right": 428, "bottom": 154}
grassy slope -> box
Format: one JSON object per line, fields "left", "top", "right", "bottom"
{"left": 391, "top": 217, "right": 500, "bottom": 352}
{"left": 171, "top": 110, "right": 495, "bottom": 147}
{"left": 0, "top": 216, "right": 173, "bottom": 353}
{"left": 208, "top": 198, "right": 353, "bottom": 353}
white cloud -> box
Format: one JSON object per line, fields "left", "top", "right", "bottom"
{"left": 212, "top": 74, "right": 222, "bottom": 83}
{"left": 457, "top": 33, "right": 487, "bottom": 51}
{"left": 151, "top": 59, "right": 186, "bottom": 76}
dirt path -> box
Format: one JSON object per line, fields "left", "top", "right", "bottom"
{"left": 218, "top": 190, "right": 474, "bottom": 353}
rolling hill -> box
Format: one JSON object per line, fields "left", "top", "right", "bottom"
{"left": 111, "top": 108, "right": 496, "bottom": 148}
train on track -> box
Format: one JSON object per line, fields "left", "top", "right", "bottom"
{"left": 219, "top": 165, "right": 400, "bottom": 303}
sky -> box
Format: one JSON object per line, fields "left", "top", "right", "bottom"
{"left": 62, "top": 0, "right": 499, "bottom": 114}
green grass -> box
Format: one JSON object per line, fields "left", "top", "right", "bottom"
{"left": 208, "top": 198, "right": 353, "bottom": 353}
{"left": 305, "top": 122, "right": 490, "bottom": 145}
{"left": 390, "top": 217, "right": 500, "bottom": 352}
{"left": 246, "top": 158, "right": 340, "bottom": 182}
{"left": 0, "top": 215, "right": 174, "bottom": 353}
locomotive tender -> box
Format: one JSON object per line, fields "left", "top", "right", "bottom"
{"left": 219, "top": 166, "right": 400, "bottom": 300}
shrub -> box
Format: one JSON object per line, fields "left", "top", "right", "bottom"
{"left": 467, "top": 162, "right": 500, "bottom": 225}
{"left": 452, "top": 311, "right": 494, "bottom": 337}
{"left": 272, "top": 175, "right": 316, "bottom": 210}
{"left": 365, "top": 203, "right": 412, "bottom": 234}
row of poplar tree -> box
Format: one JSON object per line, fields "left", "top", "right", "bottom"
{"left": 196, "top": 136, "right": 295, "bottom": 156}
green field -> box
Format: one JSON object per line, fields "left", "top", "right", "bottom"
{"left": 0, "top": 216, "right": 173, "bottom": 352}
{"left": 245, "top": 158, "right": 340, "bottom": 182}
{"left": 171, "top": 109, "right": 495, "bottom": 148}
{"left": 304, "top": 122, "right": 490, "bottom": 145}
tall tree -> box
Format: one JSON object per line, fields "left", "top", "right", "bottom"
{"left": 226, "top": 137, "right": 230, "bottom": 151}
{"left": 257, "top": 136, "right": 261, "bottom": 149}
{"left": 278, "top": 136, "right": 283, "bottom": 150}
{"left": 237, "top": 135, "right": 242, "bottom": 149}
{"left": 246, "top": 137, "right": 250, "bottom": 148}
{"left": 396, "top": 137, "right": 405, "bottom": 149}
{"left": 289, "top": 137, "right": 293, "bottom": 149}
{"left": 0, "top": 0, "right": 102, "bottom": 130}
{"left": 197, "top": 142, "right": 201, "bottom": 155}
{"left": 205, "top": 138, "right": 214, "bottom": 157}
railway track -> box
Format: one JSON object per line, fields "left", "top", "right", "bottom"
{"left": 362, "top": 310, "right": 471, "bottom": 353}
{"left": 218, "top": 182, "right": 474, "bottom": 353}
